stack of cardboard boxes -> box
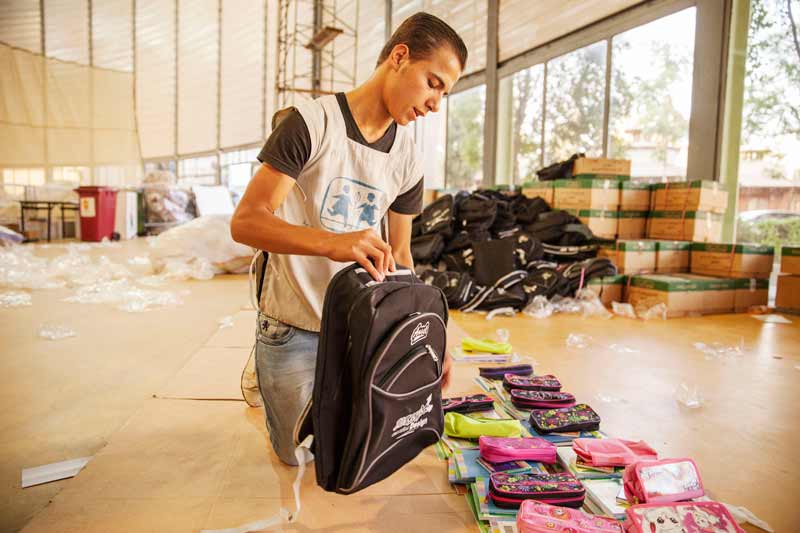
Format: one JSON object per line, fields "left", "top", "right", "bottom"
{"left": 626, "top": 243, "right": 773, "bottom": 317}
{"left": 552, "top": 158, "right": 632, "bottom": 240}
{"left": 776, "top": 247, "right": 800, "bottom": 314}
{"left": 647, "top": 181, "right": 726, "bottom": 242}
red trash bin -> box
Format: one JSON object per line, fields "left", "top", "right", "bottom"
{"left": 75, "top": 186, "right": 118, "bottom": 242}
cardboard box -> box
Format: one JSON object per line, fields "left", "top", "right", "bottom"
{"left": 566, "top": 209, "right": 618, "bottom": 239}
{"left": 647, "top": 211, "right": 723, "bottom": 242}
{"left": 690, "top": 243, "right": 774, "bottom": 279}
{"left": 655, "top": 240, "right": 691, "bottom": 273}
{"left": 586, "top": 274, "right": 627, "bottom": 307}
{"left": 780, "top": 246, "right": 800, "bottom": 274}
{"left": 619, "top": 181, "right": 651, "bottom": 210}
{"left": 651, "top": 180, "right": 728, "bottom": 214}
{"left": 599, "top": 240, "right": 656, "bottom": 274}
{"left": 627, "top": 274, "right": 736, "bottom": 318}
{"left": 734, "top": 277, "right": 769, "bottom": 312}
{"left": 617, "top": 211, "right": 648, "bottom": 239}
{"left": 553, "top": 178, "right": 620, "bottom": 210}
{"left": 521, "top": 181, "right": 554, "bottom": 206}
{"left": 572, "top": 158, "right": 631, "bottom": 180}
{"left": 776, "top": 274, "right": 800, "bottom": 312}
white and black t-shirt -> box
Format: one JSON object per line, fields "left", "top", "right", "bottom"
{"left": 258, "top": 93, "right": 423, "bottom": 332}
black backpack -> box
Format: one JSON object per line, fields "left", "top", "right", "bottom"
{"left": 411, "top": 233, "right": 446, "bottom": 265}
{"left": 295, "top": 264, "right": 448, "bottom": 494}
{"left": 425, "top": 270, "right": 481, "bottom": 310}
{"left": 419, "top": 194, "right": 454, "bottom": 238}
{"left": 535, "top": 153, "right": 585, "bottom": 181}
{"left": 512, "top": 196, "right": 551, "bottom": 225}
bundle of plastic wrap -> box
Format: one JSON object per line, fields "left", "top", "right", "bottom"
{"left": 148, "top": 214, "right": 253, "bottom": 278}
{"left": 142, "top": 171, "right": 196, "bottom": 230}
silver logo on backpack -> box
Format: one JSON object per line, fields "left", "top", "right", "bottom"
{"left": 410, "top": 321, "right": 429, "bottom": 345}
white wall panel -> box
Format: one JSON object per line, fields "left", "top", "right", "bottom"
{"left": 0, "top": 0, "right": 43, "bottom": 54}
{"left": 44, "top": 0, "right": 89, "bottom": 64}
{"left": 46, "top": 59, "right": 90, "bottom": 128}
{"left": 135, "top": 0, "right": 176, "bottom": 158}
{"left": 355, "top": 0, "right": 384, "bottom": 84}
{"left": 92, "top": 0, "right": 133, "bottom": 71}
{"left": 392, "top": 0, "right": 485, "bottom": 75}
{"left": 220, "top": 0, "right": 264, "bottom": 148}
{"left": 177, "top": 0, "right": 219, "bottom": 154}
{"left": 498, "top": 0, "right": 644, "bottom": 62}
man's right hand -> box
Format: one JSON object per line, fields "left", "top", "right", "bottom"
{"left": 324, "top": 229, "right": 396, "bottom": 281}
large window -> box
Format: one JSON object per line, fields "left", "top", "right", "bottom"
{"left": 498, "top": 64, "right": 545, "bottom": 184}
{"left": 414, "top": 99, "right": 448, "bottom": 190}
{"left": 446, "top": 85, "right": 485, "bottom": 190}
{"left": 736, "top": 0, "right": 800, "bottom": 246}
{"left": 177, "top": 155, "right": 218, "bottom": 186}
{"left": 493, "top": 9, "right": 698, "bottom": 187}
{"left": 544, "top": 41, "right": 607, "bottom": 165}
{"left": 609, "top": 8, "right": 696, "bottom": 179}
{"left": 2, "top": 168, "right": 46, "bottom": 198}
{"left": 221, "top": 147, "right": 260, "bottom": 202}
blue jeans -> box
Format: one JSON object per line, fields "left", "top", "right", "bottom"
{"left": 254, "top": 312, "right": 318, "bottom": 466}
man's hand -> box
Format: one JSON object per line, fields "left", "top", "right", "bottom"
{"left": 324, "top": 228, "right": 396, "bottom": 281}
{"left": 441, "top": 349, "right": 453, "bottom": 390}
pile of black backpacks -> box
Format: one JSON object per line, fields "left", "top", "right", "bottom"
{"left": 410, "top": 189, "right": 617, "bottom": 313}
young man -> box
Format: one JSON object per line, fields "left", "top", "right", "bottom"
{"left": 231, "top": 12, "right": 466, "bottom": 465}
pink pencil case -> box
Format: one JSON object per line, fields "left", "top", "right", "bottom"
{"left": 624, "top": 501, "right": 744, "bottom": 533}
{"left": 573, "top": 438, "right": 658, "bottom": 467}
{"left": 623, "top": 458, "right": 704, "bottom": 504}
{"left": 479, "top": 436, "right": 557, "bottom": 464}
{"left": 517, "top": 500, "right": 623, "bottom": 533}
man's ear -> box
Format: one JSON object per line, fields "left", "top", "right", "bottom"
{"left": 390, "top": 43, "right": 410, "bottom": 71}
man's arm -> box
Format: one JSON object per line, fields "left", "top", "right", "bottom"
{"left": 231, "top": 162, "right": 394, "bottom": 280}
{"left": 387, "top": 209, "right": 414, "bottom": 270}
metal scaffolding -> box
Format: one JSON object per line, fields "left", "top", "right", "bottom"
{"left": 276, "top": 0, "right": 359, "bottom": 109}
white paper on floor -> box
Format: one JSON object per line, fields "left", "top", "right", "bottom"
{"left": 0, "top": 290, "right": 32, "bottom": 308}
{"left": 675, "top": 382, "right": 705, "bottom": 409}
{"left": 21, "top": 457, "right": 91, "bottom": 488}
{"left": 750, "top": 314, "right": 792, "bottom": 324}
{"left": 38, "top": 323, "right": 77, "bottom": 340}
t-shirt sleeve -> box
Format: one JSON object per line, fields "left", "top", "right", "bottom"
{"left": 256, "top": 109, "right": 312, "bottom": 179}
{"left": 389, "top": 176, "right": 424, "bottom": 215}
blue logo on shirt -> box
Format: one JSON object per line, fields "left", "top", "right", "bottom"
{"left": 320, "top": 177, "right": 385, "bottom": 232}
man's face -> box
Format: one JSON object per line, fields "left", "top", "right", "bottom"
{"left": 384, "top": 45, "right": 462, "bottom": 126}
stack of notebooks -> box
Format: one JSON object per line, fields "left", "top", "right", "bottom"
{"left": 556, "top": 447, "right": 624, "bottom": 479}
{"left": 449, "top": 374, "right": 624, "bottom": 531}
{"left": 451, "top": 346, "right": 516, "bottom": 363}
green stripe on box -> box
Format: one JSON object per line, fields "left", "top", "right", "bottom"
{"left": 651, "top": 180, "right": 726, "bottom": 192}
{"left": 587, "top": 274, "right": 627, "bottom": 286}
{"left": 691, "top": 243, "right": 774, "bottom": 255}
{"left": 734, "top": 278, "right": 770, "bottom": 290}
{"left": 573, "top": 173, "right": 630, "bottom": 181}
{"left": 578, "top": 209, "right": 619, "bottom": 218}
{"left": 621, "top": 181, "right": 651, "bottom": 190}
{"left": 655, "top": 240, "right": 692, "bottom": 251}
{"left": 630, "top": 274, "right": 737, "bottom": 292}
{"left": 617, "top": 240, "right": 656, "bottom": 252}
{"left": 601, "top": 240, "right": 656, "bottom": 252}
{"left": 618, "top": 211, "right": 649, "bottom": 219}
{"left": 781, "top": 246, "right": 800, "bottom": 257}
{"left": 649, "top": 211, "right": 722, "bottom": 221}
{"left": 552, "top": 179, "right": 621, "bottom": 190}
